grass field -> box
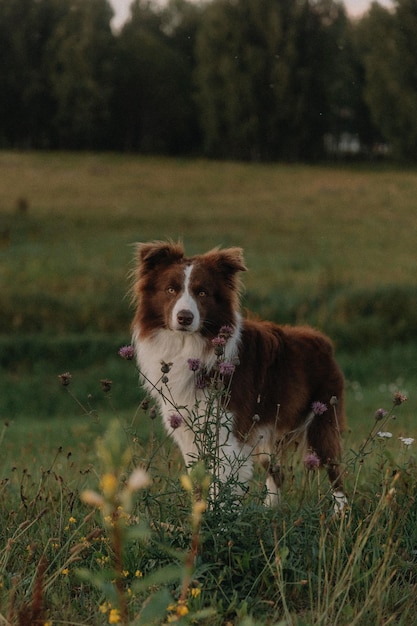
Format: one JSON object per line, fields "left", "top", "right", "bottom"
{"left": 1, "top": 152, "right": 417, "bottom": 624}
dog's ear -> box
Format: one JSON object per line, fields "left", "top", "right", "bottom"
{"left": 204, "top": 247, "right": 247, "bottom": 275}
{"left": 137, "top": 241, "right": 184, "bottom": 270}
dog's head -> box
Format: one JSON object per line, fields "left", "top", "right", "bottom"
{"left": 132, "top": 241, "right": 247, "bottom": 338}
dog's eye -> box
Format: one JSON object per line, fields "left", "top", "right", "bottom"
{"left": 166, "top": 286, "right": 177, "bottom": 295}
{"left": 198, "top": 289, "right": 207, "bottom": 297}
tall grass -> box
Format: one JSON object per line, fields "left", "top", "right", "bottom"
{"left": 1, "top": 355, "right": 416, "bottom": 625}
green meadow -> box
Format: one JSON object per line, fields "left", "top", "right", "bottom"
{"left": 1, "top": 152, "right": 417, "bottom": 624}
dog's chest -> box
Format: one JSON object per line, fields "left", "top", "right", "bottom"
{"left": 134, "top": 329, "right": 213, "bottom": 408}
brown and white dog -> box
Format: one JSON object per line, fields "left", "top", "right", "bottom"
{"left": 131, "top": 241, "right": 346, "bottom": 509}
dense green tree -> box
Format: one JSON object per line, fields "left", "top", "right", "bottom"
{"left": 195, "top": 0, "right": 351, "bottom": 161}
{"left": 359, "top": 0, "right": 417, "bottom": 159}
{"left": 110, "top": 0, "right": 199, "bottom": 153}
{"left": 46, "top": 0, "right": 115, "bottom": 149}
{"left": 0, "top": 0, "right": 64, "bottom": 147}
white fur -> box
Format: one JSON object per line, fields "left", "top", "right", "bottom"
{"left": 133, "top": 296, "right": 251, "bottom": 489}
{"left": 171, "top": 265, "right": 200, "bottom": 332}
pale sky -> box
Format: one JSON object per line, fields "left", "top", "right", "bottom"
{"left": 109, "top": 0, "right": 393, "bottom": 29}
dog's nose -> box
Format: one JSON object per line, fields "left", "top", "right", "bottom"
{"left": 177, "top": 309, "right": 194, "bottom": 327}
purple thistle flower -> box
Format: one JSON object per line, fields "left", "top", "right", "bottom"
{"left": 211, "top": 336, "right": 226, "bottom": 347}
{"left": 118, "top": 345, "right": 135, "bottom": 360}
{"left": 187, "top": 358, "right": 201, "bottom": 372}
{"left": 393, "top": 391, "right": 407, "bottom": 406}
{"left": 169, "top": 413, "right": 183, "bottom": 429}
{"left": 195, "top": 374, "right": 209, "bottom": 389}
{"left": 304, "top": 452, "right": 321, "bottom": 471}
{"left": 312, "top": 401, "right": 327, "bottom": 416}
{"left": 218, "top": 360, "right": 235, "bottom": 376}
{"left": 219, "top": 325, "right": 234, "bottom": 339}
{"left": 375, "top": 408, "right": 388, "bottom": 421}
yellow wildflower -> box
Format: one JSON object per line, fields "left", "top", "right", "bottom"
{"left": 176, "top": 602, "right": 189, "bottom": 617}
{"left": 61, "top": 568, "right": 69, "bottom": 576}
{"left": 108, "top": 608, "right": 122, "bottom": 623}
{"left": 101, "top": 473, "right": 118, "bottom": 498}
{"left": 190, "top": 587, "right": 201, "bottom": 598}
{"left": 99, "top": 602, "right": 111, "bottom": 614}
{"left": 180, "top": 474, "right": 193, "bottom": 492}
{"left": 135, "top": 569, "right": 143, "bottom": 578}
{"left": 69, "top": 516, "right": 77, "bottom": 524}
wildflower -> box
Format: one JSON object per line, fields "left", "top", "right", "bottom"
{"left": 149, "top": 406, "right": 157, "bottom": 419}
{"left": 218, "top": 325, "right": 234, "bottom": 339}
{"left": 330, "top": 396, "right": 338, "bottom": 406}
{"left": 304, "top": 452, "right": 321, "bottom": 471}
{"left": 176, "top": 602, "right": 189, "bottom": 617}
{"left": 118, "top": 345, "right": 135, "bottom": 360}
{"left": 393, "top": 391, "right": 408, "bottom": 406}
{"left": 375, "top": 408, "right": 388, "bottom": 421}
{"left": 61, "top": 568, "right": 69, "bottom": 576}
{"left": 377, "top": 431, "right": 393, "bottom": 438}
{"left": 187, "top": 357, "right": 201, "bottom": 371}
{"left": 212, "top": 336, "right": 226, "bottom": 356}
{"left": 122, "top": 570, "right": 129, "bottom": 578}
{"left": 160, "top": 360, "right": 172, "bottom": 374}
{"left": 190, "top": 587, "right": 201, "bottom": 598}
{"left": 99, "top": 602, "right": 110, "bottom": 614}
{"left": 108, "top": 608, "right": 122, "bottom": 624}
{"left": 127, "top": 467, "right": 151, "bottom": 491}
{"left": 399, "top": 436, "right": 415, "bottom": 446}
{"left": 180, "top": 474, "right": 193, "bottom": 492}
{"left": 100, "top": 473, "right": 118, "bottom": 498}
{"left": 68, "top": 516, "right": 77, "bottom": 524}
{"left": 135, "top": 570, "right": 143, "bottom": 578}
{"left": 80, "top": 489, "right": 105, "bottom": 508}
{"left": 140, "top": 397, "right": 150, "bottom": 411}
{"left": 100, "top": 379, "right": 113, "bottom": 393}
{"left": 252, "top": 414, "right": 260, "bottom": 423}
{"left": 58, "top": 372, "right": 72, "bottom": 386}
{"left": 195, "top": 373, "right": 209, "bottom": 389}
{"left": 169, "top": 413, "right": 183, "bottom": 429}
{"left": 218, "top": 360, "right": 235, "bottom": 376}
{"left": 312, "top": 401, "right": 327, "bottom": 416}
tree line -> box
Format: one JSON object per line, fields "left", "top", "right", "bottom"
{"left": 1, "top": 0, "right": 416, "bottom": 161}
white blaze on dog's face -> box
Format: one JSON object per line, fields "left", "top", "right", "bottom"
{"left": 171, "top": 264, "right": 200, "bottom": 332}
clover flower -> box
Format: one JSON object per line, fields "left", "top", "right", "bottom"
{"left": 169, "top": 412, "right": 183, "bottom": 429}
{"left": 304, "top": 452, "right": 321, "bottom": 470}
{"left": 187, "top": 358, "right": 201, "bottom": 372}
{"left": 312, "top": 401, "right": 327, "bottom": 416}
{"left": 118, "top": 345, "right": 135, "bottom": 360}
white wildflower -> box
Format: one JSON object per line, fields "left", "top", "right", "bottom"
{"left": 377, "top": 431, "right": 393, "bottom": 439}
